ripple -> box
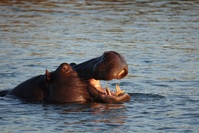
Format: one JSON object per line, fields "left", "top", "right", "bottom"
{"left": 0, "top": 0, "right": 199, "bottom": 132}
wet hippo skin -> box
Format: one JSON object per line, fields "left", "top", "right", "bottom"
{"left": 2, "top": 51, "right": 130, "bottom": 103}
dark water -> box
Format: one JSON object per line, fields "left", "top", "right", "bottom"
{"left": 0, "top": 0, "right": 199, "bottom": 132}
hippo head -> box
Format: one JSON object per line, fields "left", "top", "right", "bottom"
{"left": 44, "top": 51, "right": 130, "bottom": 103}
{"left": 71, "top": 51, "right": 130, "bottom": 103}
{"left": 44, "top": 63, "right": 90, "bottom": 103}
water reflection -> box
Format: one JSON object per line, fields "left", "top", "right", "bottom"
{"left": 41, "top": 102, "right": 129, "bottom": 132}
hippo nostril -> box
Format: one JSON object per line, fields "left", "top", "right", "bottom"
{"left": 117, "top": 67, "right": 128, "bottom": 79}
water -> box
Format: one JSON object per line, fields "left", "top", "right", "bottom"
{"left": 0, "top": 0, "right": 199, "bottom": 132}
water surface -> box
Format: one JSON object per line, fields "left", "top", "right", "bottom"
{"left": 0, "top": 0, "right": 199, "bottom": 132}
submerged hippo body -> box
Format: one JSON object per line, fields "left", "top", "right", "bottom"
{"left": 2, "top": 51, "right": 130, "bottom": 103}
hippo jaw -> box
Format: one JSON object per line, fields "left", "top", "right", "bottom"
{"left": 73, "top": 51, "right": 128, "bottom": 80}
{"left": 88, "top": 79, "right": 130, "bottom": 103}
{"left": 91, "top": 51, "right": 129, "bottom": 80}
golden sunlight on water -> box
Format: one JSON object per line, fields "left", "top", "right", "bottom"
{"left": 0, "top": 0, "right": 199, "bottom": 132}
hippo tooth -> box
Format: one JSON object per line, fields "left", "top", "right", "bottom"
{"left": 118, "top": 69, "right": 125, "bottom": 77}
{"left": 106, "top": 86, "right": 112, "bottom": 96}
{"left": 115, "top": 84, "right": 124, "bottom": 96}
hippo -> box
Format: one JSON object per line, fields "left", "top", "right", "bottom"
{"left": 0, "top": 51, "right": 130, "bottom": 103}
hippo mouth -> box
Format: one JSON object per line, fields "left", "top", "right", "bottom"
{"left": 88, "top": 78, "right": 130, "bottom": 103}
{"left": 89, "top": 79, "right": 124, "bottom": 96}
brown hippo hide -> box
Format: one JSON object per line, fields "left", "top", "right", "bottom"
{"left": 3, "top": 51, "right": 130, "bottom": 103}
{"left": 8, "top": 63, "right": 90, "bottom": 103}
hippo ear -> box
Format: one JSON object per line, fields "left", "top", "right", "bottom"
{"left": 61, "top": 64, "right": 71, "bottom": 75}
{"left": 45, "top": 69, "right": 51, "bottom": 81}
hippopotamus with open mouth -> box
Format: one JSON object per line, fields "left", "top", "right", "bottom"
{"left": 0, "top": 51, "right": 130, "bottom": 103}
